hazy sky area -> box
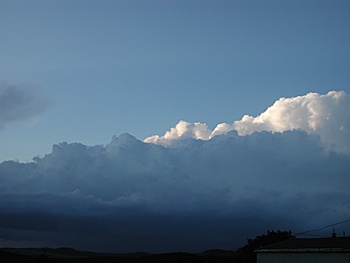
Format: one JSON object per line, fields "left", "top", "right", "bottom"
{"left": 0, "top": 0, "right": 350, "bottom": 253}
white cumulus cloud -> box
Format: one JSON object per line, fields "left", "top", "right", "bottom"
{"left": 145, "top": 91, "right": 350, "bottom": 154}
{"left": 144, "top": 120, "right": 212, "bottom": 146}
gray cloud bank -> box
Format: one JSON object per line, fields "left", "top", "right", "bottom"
{"left": 0, "top": 83, "right": 48, "bottom": 129}
{"left": 0, "top": 91, "right": 349, "bottom": 252}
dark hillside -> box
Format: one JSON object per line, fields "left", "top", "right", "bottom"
{"left": 0, "top": 248, "right": 238, "bottom": 263}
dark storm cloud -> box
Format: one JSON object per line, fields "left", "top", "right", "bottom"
{"left": 0, "top": 83, "right": 48, "bottom": 129}
{"left": 0, "top": 131, "right": 349, "bottom": 252}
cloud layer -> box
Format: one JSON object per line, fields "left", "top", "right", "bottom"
{"left": 145, "top": 91, "right": 350, "bottom": 155}
{"left": 0, "top": 83, "right": 48, "bottom": 129}
{"left": 0, "top": 91, "right": 349, "bottom": 252}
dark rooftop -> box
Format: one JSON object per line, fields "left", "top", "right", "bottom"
{"left": 256, "top": 237, "right": 350, "bottom": 253}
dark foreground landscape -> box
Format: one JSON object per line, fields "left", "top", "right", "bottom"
{"left": 0, "top": 231, "right": 293, "bottom": 262}
{"left": 0, "top": 247, "right": 244, "bottom": 263}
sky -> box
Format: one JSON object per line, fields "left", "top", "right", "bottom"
{"left": 0, "top": 0, "right": 350, "bottom": 253}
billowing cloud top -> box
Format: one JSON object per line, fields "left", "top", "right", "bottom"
{"left": 145, "top": 91, "right": 350, "bottom": 155}
{"left": 0, "top": 90, "right": 349, "bottom": 252}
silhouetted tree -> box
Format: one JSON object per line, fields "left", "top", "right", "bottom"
{"left": 235, "top": 230, "right": 294, "bottom": 263}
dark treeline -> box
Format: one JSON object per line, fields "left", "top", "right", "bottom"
{"left": 0, "top": 230, "right": 292, "bottom": 263}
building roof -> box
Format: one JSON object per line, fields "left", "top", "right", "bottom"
{"left": 256, "top": 237, "right": 350, "bottom": 253}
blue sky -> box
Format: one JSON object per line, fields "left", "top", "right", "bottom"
{"left": 1, "top": 0, "right": 349, "bottom": 162}
{"left": 0, "top": 1, "right": 350, "bottom": 161}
